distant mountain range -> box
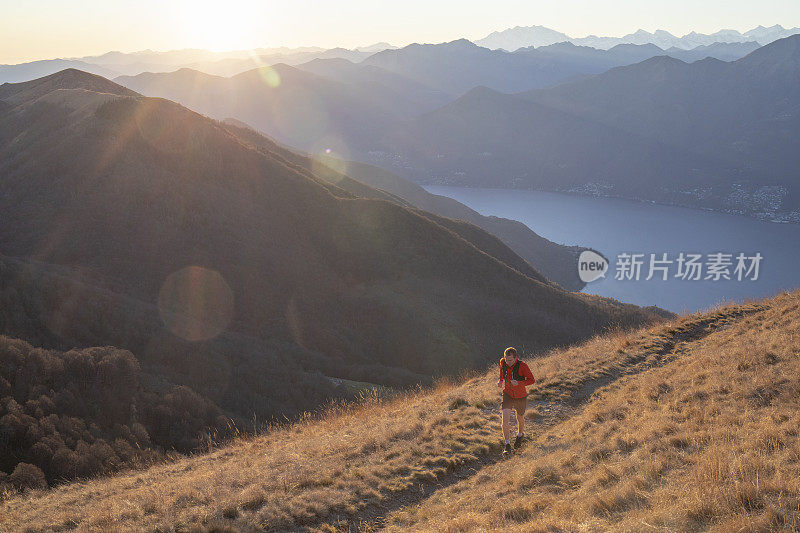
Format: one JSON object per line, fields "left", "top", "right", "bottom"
{"left": 7, "top": 28, "right": 798, "bottom": 224}
{"left": 0, "top": 59, "right": 121, "bottom": 84}
{"left": 0, "top": 44, "right": 397, "bottom": 83}
{"left": 115, "top": 62, "right": 448, "bottom": 152}
{"left": 2, "top": 40, "right": 759, "bottom": 90}
{"left": 369, "top": 35, "right": 800, "bottom": 222}
{"left": 115, "top": 40, "right": 764, "bottom": 129}
{"left": 76, "top": 45, "right": 398, "bottom": 75}
{"left": 112, "top": 35, "right": 800, "bottom": 222}
{"left": 476, "top": 24, "right": 800, "bottom": 51}
{"left": 112, "top": 35, "right": 789, "bottom": 275}
{"left": 362, "top": 39, "right": 760, "bottom": 94}
{"left": 477, "top": 25, "right": 571, "bottom": 50}
{"left": 0, "top": 27, "right": 779, "bottom": 86}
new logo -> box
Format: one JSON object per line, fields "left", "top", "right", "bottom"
{"left": 578, "top": 250, "right": 609, "bottom": 283}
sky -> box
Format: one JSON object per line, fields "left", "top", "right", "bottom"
{"left": 2, "top": 0, "right": 800, "bottom": 64}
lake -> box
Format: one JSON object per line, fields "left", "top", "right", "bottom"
{"left": 424, "top": 186, "right": 800, "bottom": 314}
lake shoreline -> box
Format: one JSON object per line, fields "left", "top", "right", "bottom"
{"left": 424, "top": 185, "right": 800, "bottom": 314}
{"left": 420, "top": 182, "right": 800, "bottom": 225}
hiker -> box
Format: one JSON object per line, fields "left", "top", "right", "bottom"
{"left": 496, "top": 347, "right": 535, "bottom": 455}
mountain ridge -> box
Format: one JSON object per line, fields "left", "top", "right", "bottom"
{"left": 220, "top": 118, "right": 589, "bottom": 290}
{"left": 0, "top": 68, "right": 664, "bottom": 419}
{"left": 115, "top": 66, "right": 592, "bottom": 289}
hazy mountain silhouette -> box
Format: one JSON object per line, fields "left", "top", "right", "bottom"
{"left": 0, "top": 70, "right": 664, "bottom": 422}
{"left": 0, "top": 59, "right": 120, "bottom": 84}
{"left": 522, "top": 35, "right": 800, "bottom": 194}
{"left": 116, "top": 63, "right": 438, "bottom": 152}
{"left": 361, "top": 39, "right": 761, "bottom": 94}
{"left": 373, "top": 84, "right": 715, "bottom": 195}
{"left": 372, "top": 35, "right": 800, "bottom": 219}
{"left": 4, "top": 39, "right": 759, "bottom": 91}
{"left": 83, "top": 46, "right": 379, "bottom": 76}
{"left": 476, "top": 25, "right": 570, "bottom": 51}
{"left": 361, "top": 38, "right": 606, "bottom": 94}
{"left": 294, "top": 58, "right": 454, "bottom": 115}
{"left": 661, "top": 42, "right": 761, "bottom": 62}
{"left": 355, "top": 42, "right": 398, "bottom": 53}
{"left": 477, "top": 24, "right": 800, "bottom": 51}
{"left": 161, "top": 49, "right": 376, "bottom": 78}
{"left": 0, "top": 46, "right": 395, "bottom": 83}
{"left": 511, "top": 41, "right": 759, "bottom": 85}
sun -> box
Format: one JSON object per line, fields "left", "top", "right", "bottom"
{"left": 175, "top": 0, "right": 265, "bottom": 51}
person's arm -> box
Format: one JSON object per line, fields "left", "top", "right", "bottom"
{"left": 519, "top": 362, "right": 536, "bottom": 387}
{"left": 497, "top": 361, "right": 505, "bottom": 388}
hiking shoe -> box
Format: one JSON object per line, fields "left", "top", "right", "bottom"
{"left": 514, "top": 434, "right": 525, "bottom": 449}
{"left": 503, "top": 443, "right": 513, "bottom": 455}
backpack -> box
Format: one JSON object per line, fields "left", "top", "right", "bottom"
{"left": 500, "top": 358, "right": 524, "bottom": 382}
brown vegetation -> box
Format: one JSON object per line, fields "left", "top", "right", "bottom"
{"left": 0, "top": 335, "right": 229, "bottom": 488}
{"left": 2, "top": 289, "right": 796, "bottom": 532}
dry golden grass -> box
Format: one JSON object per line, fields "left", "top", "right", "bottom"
{"left": 2, "top": 291, "right": 798, "bottom": 532}
{"left": 383, "top": 291, "right": 800, "bottom": 532}
{"left": 0, "top": 375, "right": 503, "bottom": 532}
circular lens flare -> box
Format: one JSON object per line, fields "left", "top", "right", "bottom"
{"left": 158, "top": 266, "right": 234, "bottom": 341}
{"left": 310, "top": 136, "right": 351, "bottom": 184}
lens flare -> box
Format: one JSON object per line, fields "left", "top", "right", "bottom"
{"left": 310, "top": 136, "right": 351, "bottom": 185}
{"left": 157, "top": 266, "right": 234, "bottom": 341}
{"left": 257, "top": 65, "right": 281, "bottom": 88}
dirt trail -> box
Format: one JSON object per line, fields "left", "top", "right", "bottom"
{"left": 311, "top": 303, "right": 766, "bottom": 533}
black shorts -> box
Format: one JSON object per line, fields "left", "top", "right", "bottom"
{"left": 501, "top": 392, "right": 527, "bottom": 414}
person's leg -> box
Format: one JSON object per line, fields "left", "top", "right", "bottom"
{"left": 513, "top": 405, "right": 527, "bottom": 449}
{"left": 501, "top": 408, "right": 513, "bottom": 443}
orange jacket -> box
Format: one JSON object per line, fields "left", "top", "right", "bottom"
{"left": 499, "top": 358, "right": 535, "bottom": 398}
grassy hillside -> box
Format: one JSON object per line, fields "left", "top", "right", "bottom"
{"left": 223, "top": 119, "right": 589, "bottom": 291}
{"left": 114, "top": 71, "right": 591, "bottom": 291}
{"left": 0, "top": 69, "right": 669, "bottom": 489}
{"left": 0, "top": 70, "right": 664, "bottom": 398}
{"left": 2, "top": 290, "right": 796, "bottom": 531}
